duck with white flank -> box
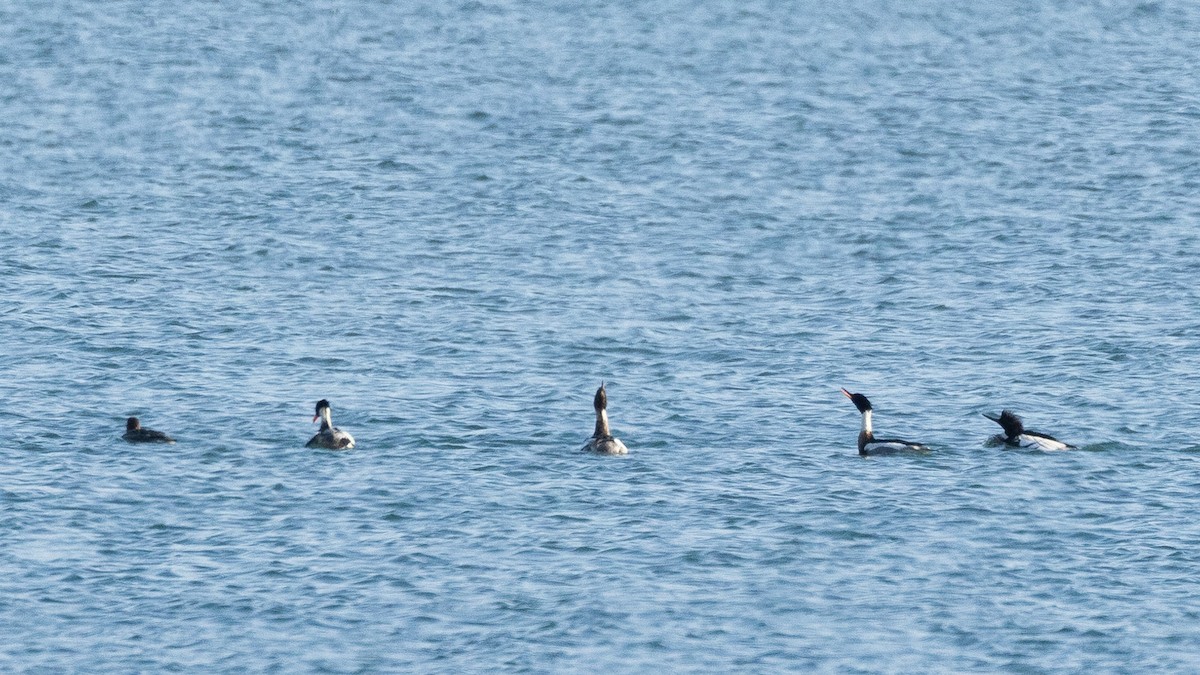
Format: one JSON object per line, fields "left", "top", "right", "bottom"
{"left": 983, "top": 410, "right": 1075, "bottom": 451}
{"left": 306, "top": 399, "right": 355, "bottom": 449}
{"left": 841, "top": 389, "right": 931, "bottom": 456}
{"left": 582, "top": 382, "right": 628, "bottom": 455}
{"left": 123, "top": 417, "right": 175, "bottom": 444}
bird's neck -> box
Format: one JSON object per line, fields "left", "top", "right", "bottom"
{"left": 857, "top": 411, "right": 874, "bottom": 455}
{"left": 594, "top": 408, "right": 611, "bottom": 438}
{"left": 320, "top": 408, "right": 333, "bottom": 430}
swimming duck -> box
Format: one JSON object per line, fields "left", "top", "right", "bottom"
{"left": 841, "top": 389, "right": 930, "bottom": 455}
{"left": 306, "top": 399, "right": 355, "bottom": 449}
{"left": 983, "top": 410, "right": 1075, "bottom": 451}
{"left": 123, "top": 417, "right": 175, "bottom": 444}
{"left": 582, "top": 382, "right": 628, "bottom": 455}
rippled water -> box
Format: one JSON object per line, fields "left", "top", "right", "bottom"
{"left": 4, "top": 0, "right": 1200, "bottom": 671}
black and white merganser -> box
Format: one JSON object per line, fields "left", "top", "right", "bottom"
{"left": 306, "top": 399, "right": 355, "bottom": 449}
{"left": 983, "top": 410, "right": 1075, "bottom": 451}
{"left": 123, "top": 416, "right": 175, "bottom": 444}
{"left": 582, "top": 382, "right": 628, "bottom": 455}
{"left": 841, "top": 389, "right": 930, "bottom": 456}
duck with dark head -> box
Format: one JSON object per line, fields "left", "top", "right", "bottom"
{"left": 840, "top": 389, "right": 930, "bottom": 456}
{"left": 582, "top": 382, "right": 628, "bottom": 455}
{"left": 983, "top": 409, "right": 1075, "bottom": 451}
{"left": 306, "top": 399, "right": 355, "bottom": 449}
{"left": 123, "top": 417, "right": 175, "bottom": 444}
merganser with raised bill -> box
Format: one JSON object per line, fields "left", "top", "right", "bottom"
{"left": 123, "top": 417, "right": 175, "bottom": 444}
{"left": 983, "top": 410, "right": 1075, "bottom": 451}
{"left": 841, "top": 389, "right": 930, "bottom": 456}
{"left": 582, "top": 382, "right": 628, "bottom": 455}
{"left": 306, "top": 399, "right": 355, "bottom": 449}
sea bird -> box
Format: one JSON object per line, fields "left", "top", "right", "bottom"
{"left": 840, "top": 389, "right": 930, "bottom": 456}
{"left": 306, "top": 399, "right": 355, "bottom": 449}
{"left": 123, "top": 417, "right": 175, "bottom": 444}
{"left": 983, "top": 410, "right": 1075, "bottom": 451}
{"left": 582, "top": 382, "right": 628, "bottom": 455}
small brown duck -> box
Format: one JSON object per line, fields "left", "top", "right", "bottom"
{"left": 123, "top": 417, "right": 175, "bottom": 444}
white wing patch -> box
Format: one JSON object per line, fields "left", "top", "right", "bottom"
{"left": 1018, "top": 434, "right": 1070, "bottom": 451}
{"left": 864, "top": 440, "right": 929, "bottom": 455}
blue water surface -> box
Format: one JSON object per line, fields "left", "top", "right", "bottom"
{"left": 4, "top": 0, "right": 1200, "bottom": 671}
